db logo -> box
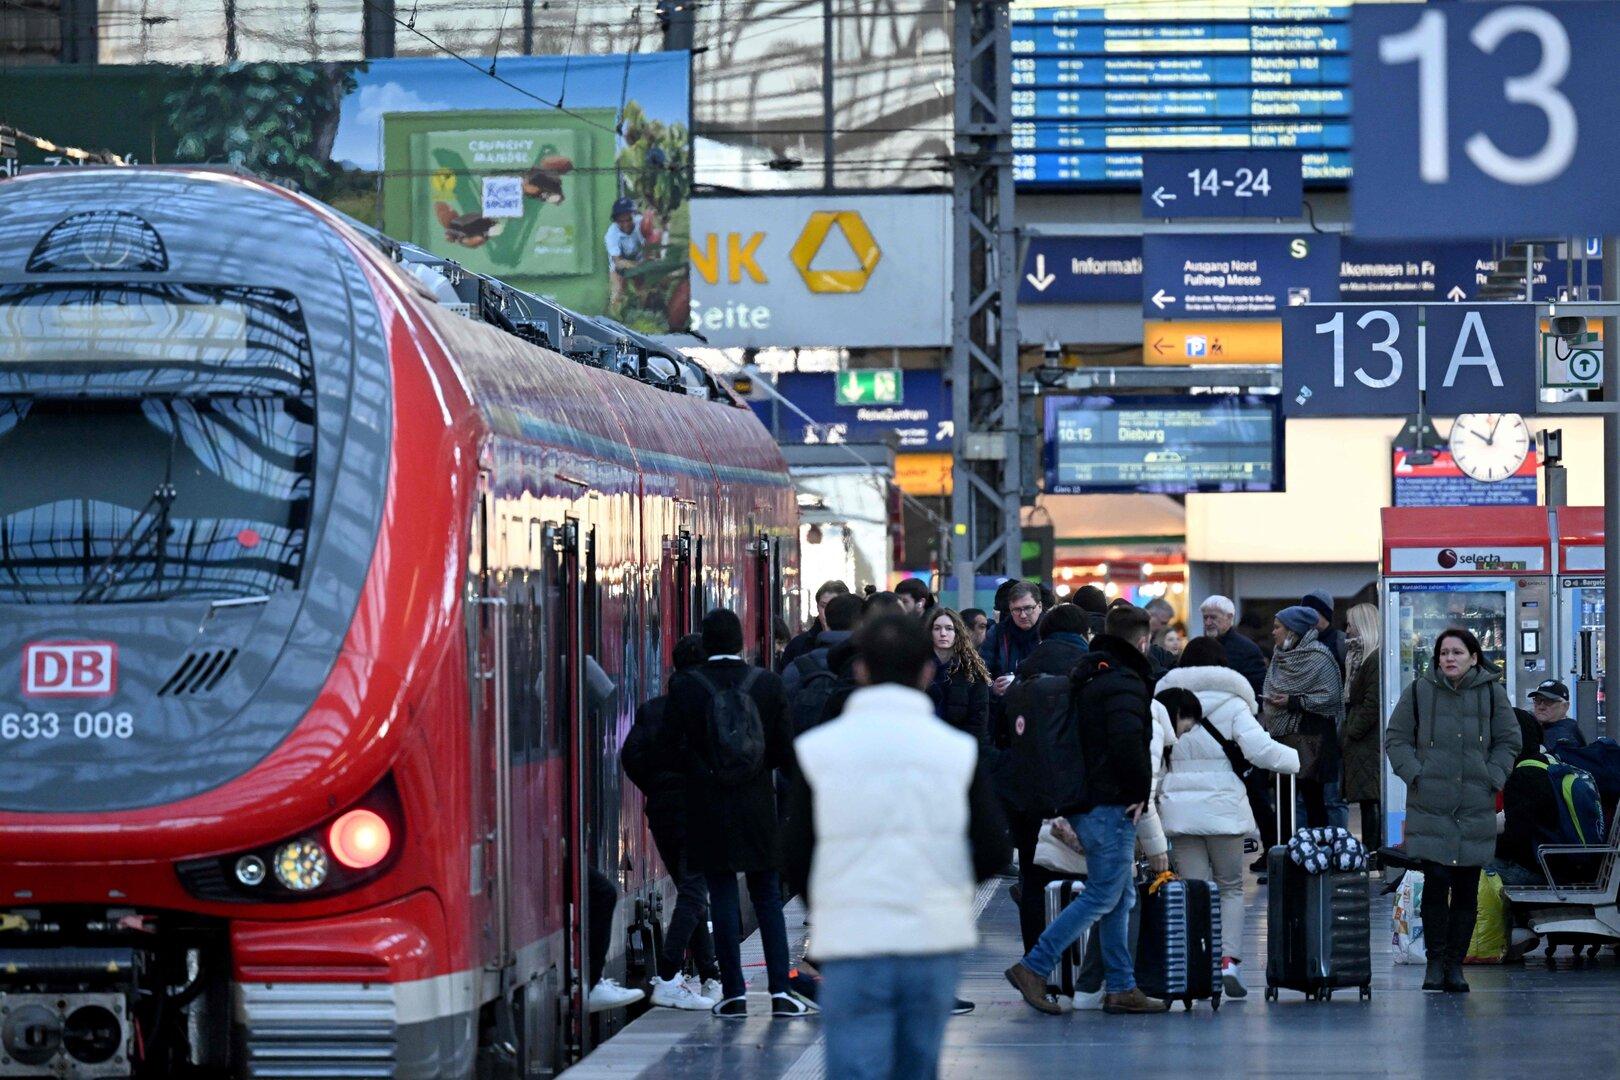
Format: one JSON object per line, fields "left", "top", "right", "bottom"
{"left": 22, "top": 642, "right": 117, "bottom": 697}
{"left": 1437, "top": 549, "right": 1459, "bottom": 569}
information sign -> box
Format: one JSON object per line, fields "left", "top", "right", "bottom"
{"left": 1141, "top": 150, "right": 1303, "bottom": 218}
{"left": 1393, "top": 448, "right": 1538, "bottom": 508}
{"left": 1020, "top": 237, "right": 1143, "bottom": 303}
{"left": 1143, "top": 234, "right": 1339, "bottom": 317}
{"left": 1044, "top": 393, "right": 1282, "bottom": 494}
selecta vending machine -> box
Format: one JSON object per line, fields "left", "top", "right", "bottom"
{"left": 1555, "top": 506, "right": 1608, "bottom": 739}
{"left": 1379, "top": 506, "right": 1554, "bottom": 847}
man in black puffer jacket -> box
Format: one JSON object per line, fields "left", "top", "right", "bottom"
{"left": 993, "top": 603, "right": 1090, "bottom": 954}
{"left": 1006, "top": 605, "right": 1167, "bottom": 1016}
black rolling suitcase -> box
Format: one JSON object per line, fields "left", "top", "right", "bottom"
{"left": 1043, "top": 879, "right": 1087, "bottom": 996}
{"left": 1135, "top": 875, "right": 1222, "bottom": 1010}
{"left": 1263, "top": 845, "right": 1372, "bottom": 1002}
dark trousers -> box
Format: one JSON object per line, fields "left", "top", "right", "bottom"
{"left": 1358, "top": 800, "right": 1382, "bottom": 848}
{"left": 1298, "top": 777, "right": 1329, "bottom": 829}
{"left": 649, "top": 820, "right": 719, "bottom": 983}
{"left": 1419, "top": 862, "right": 1482, "bottom": 963}
{"left": 1005, "top": 804, "right": 1059, "bottom": 956}
{"left": 588, "top": 869, "right": 618, "bottom": 986}
{"left": 1260, "top": 772, "right": 1329, "bottom": 842}
{"left": 706, "top": 869, "right": 791, "bottom": 999}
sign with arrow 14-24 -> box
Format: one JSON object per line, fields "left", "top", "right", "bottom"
{"left": 1140, "top": 151, "right": 1304, "bottom": 220}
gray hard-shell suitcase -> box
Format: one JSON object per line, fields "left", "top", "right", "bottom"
{"left": 1043, "top": 879, "right": 1086, "bottom": 996}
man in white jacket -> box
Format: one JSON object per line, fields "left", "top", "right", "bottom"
{"left": 785, "top": 615, "right": 1009, "bottom": 1080}
{"left": 1156, "top": 636, "right": 1300, "bottom": 997}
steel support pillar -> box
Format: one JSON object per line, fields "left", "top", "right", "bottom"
{"left": 950, "top": 0, "right": 1021, "bottom": 609}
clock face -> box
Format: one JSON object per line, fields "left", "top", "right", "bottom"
{"left": 1448, "top": 413, "right": 1532, "bottom": 482}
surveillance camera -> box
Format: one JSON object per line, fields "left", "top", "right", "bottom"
{"left": 1549, "top": 314, "right": 1586, "bottom": 343}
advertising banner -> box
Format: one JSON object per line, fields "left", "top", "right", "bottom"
{"left": 1, "top": 54, "right": 691, "bottom": 333}
{"left": 689, "top": 194, "right": 951, "bottom": 347}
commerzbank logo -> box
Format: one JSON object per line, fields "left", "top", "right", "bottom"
{"left": 789, "top": 211, "right": 882, "bottom": 293}
{"left": 689, "top": 210, "right": 883, "bottom": 295}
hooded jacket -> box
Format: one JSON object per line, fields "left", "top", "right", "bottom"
{"left": 1154, "top": 665, "right": 1299, "bottom": 837}
{"left": 1072, "top": 634, "right": 1157, "bottom": 810}
{"left": 1386, "top": 664, "right": 1521, "bottom": 868}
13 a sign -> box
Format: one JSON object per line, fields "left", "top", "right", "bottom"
{"left": 1353, "top": 2, "right": 1620, "bottom": 238}
{"left": 1282, "top": 304, "right": 1537, "bottom": 417}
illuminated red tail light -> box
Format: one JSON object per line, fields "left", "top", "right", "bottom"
{"left": 328, "top": 809, "right": 392, "bottom": 870}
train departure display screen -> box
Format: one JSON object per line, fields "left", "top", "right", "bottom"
{"left": 1044, "top": 393, "right": 1282, "bottom": 494}
{"left": 1012, "top": 1, "right": 1351, "bottom": 188}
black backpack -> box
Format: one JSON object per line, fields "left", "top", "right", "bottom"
{"left": 788, "top": 654, "right": 839, "bottom": 735}
{"left": 1000, "top": 673, "right": 1088, "bottom": 817}
{"left": 691, "top": 668, "right": 767, "bottom": 785}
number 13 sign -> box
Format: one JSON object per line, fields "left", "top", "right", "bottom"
{"left": 1352, "top": 2, "right": 1620, "bottom": 239}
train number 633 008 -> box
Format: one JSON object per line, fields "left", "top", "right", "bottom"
{"left": 1, "top": 711, "right": 134, "bottom": 740}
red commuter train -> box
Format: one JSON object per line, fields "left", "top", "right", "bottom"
{"left": 0, "top": 168, "right": 798, "bottom": 1078}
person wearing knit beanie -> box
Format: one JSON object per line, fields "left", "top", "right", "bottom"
{"left": 1276, "top": 605, "right": 1319, "bottom": 638}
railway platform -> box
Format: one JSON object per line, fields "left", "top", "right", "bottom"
{"left": 565, "top": 872, "right": 1620, "bottom": 1079}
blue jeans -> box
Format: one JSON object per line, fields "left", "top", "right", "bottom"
{"left": 1021, "top": 805, "right": 1138, "bottom": 993}
{"left": 1324, "top": 777, "right": 1351, "bottom": 830}
{"left": 822, "top": 953, "right": 961, "bottom": 1080}
{"left": 706, "top": 869, "right": 791, "bottom": 999}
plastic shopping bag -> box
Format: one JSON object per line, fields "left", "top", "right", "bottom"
{"left": 1465, "top": 869, "right": 1509, "bottom": 964}
{"left": 1391, "top": 869, "right": 1427, "bottom": 965}
{"left": 1034, "top": 817, "right": 1087, "bottom": 875}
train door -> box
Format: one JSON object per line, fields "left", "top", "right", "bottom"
{"left": 550, "top": 517, "right": 600, "bottom": 1061}
{"left": 467, "top": 477, "right": 512, "bottom": 974}
{"left": 749, "top": 529, "right": 776, "bottom": 662}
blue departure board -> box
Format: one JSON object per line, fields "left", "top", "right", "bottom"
{"left": 1012, "top": 1, "right": 1352, "bottom": 189}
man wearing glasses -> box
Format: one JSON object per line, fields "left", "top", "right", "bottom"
{"left": 981, "top": 582, "right": 1045, "bottom": 697}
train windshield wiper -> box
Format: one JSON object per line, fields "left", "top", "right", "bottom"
{"left": 74, "top": 480, "right": 178, "bottom": 604}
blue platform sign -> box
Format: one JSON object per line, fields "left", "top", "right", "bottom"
{"left": 1142, "top": 234, "right": 1339, "bottom": 317}
{"left": 1282, "top": 303, "right": 1537, "bottom": 417}
{"left": 752, "top": 370, "right": 950, "bottom": 449}
{"left": 1339, "top": 240, "right": 1601, "bottom": 303}
{"left": 1141, "top": 151, "right": 1304, "bottom": 218}
{"left": 1352, "top": 2, "right": 1620, "bottom": 238}
{"left": 1020, "top": 237, "right": 1143, "bottom": 304}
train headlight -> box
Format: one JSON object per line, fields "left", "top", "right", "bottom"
{"left": 235, "top": 855, "right": 267, "bottom": 886}
{"left": 272, "top": 839, "right": 329, "bottom": 891}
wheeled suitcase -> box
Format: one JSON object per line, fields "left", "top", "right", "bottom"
{"left": 1264, "top": 846, "right": 1373, "bottom": 1002}
{"left": 1135, "top": 876, "right": 1222, "bottom": 1010}
{"left": 1043, "top": 879, "right": 1087, "bottom": 996}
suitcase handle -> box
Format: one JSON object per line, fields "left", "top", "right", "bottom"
{"left": 1146, "top": 870, "right": 1178, "bottom": 896}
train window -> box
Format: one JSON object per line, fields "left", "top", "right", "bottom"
{"left": 0, "top": 284, "right": 314, "bottom": 604}
{"left": 0, "top": 396, "right": 313, "bottom": 603}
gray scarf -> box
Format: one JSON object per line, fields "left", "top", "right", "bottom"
{"left": 1262, "top": 627, "right": 1345, "bottom": 736}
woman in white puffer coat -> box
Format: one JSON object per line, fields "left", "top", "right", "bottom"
{"left": 1155, "top": 635, "right": 1299, "bottom": 999}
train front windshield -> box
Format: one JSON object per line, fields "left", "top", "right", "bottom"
{"left": 0, "top": 284, "right": 315, "bottom": 604}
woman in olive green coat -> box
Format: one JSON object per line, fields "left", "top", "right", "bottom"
{"left": 1386, "top": 628, "right": 1520, "bottom": 995}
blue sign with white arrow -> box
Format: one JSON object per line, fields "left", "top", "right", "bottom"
{"left": 1143, "top": 234, "right": 1340, "bottom": 318}
{"left": 1020, "top": 237, "right": 1143, "bottom": 304}
{"left": 1141, "top": 151, "right": 1304, "bottom": 219}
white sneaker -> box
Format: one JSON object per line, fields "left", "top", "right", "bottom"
{"left": 1221, "top": 961, "right": 1248, "bottom": 999}
{"left": 700, "top": 978, "right": 724, "bottom": 1003}
{"left": 651, "top": 975, "right": 715, "bottom": 1011}
{"left": 588, "top": 978, "right": 645, "bottom": 1013}
{"left": 1071, "top": 988, "right": 1105, "bottom": 1011}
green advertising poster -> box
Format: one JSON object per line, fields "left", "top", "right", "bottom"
{"left": 1, "top": 54, "right": 691, "bottom": 334}
{"left": 383, "top": 114, "right": 608, "bottom": 300}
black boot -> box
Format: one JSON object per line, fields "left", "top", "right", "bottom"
{"left": 1444, "top": 917, "right": 1473, "bottom": 993}
{"left": 1420, "top": 893, "right": 1449, "bottom": 993}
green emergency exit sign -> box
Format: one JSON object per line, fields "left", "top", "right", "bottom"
{"left": 836, "top": 369, "right": 904, "bottom": 405}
